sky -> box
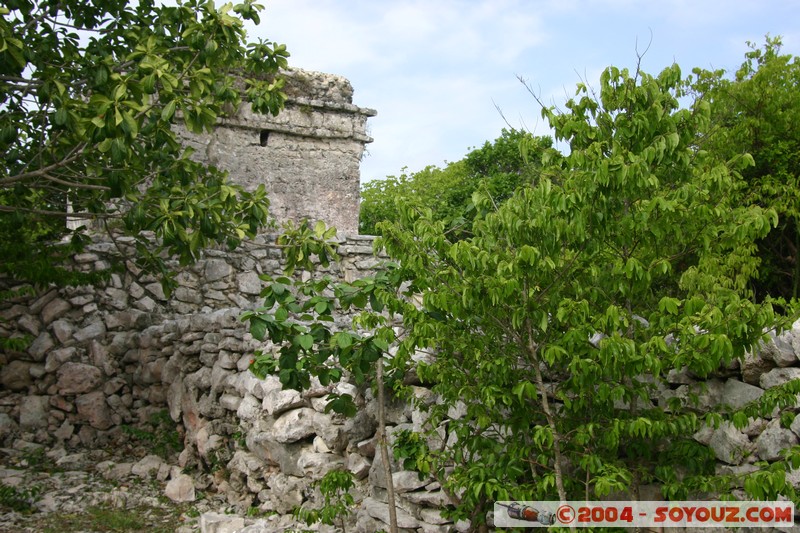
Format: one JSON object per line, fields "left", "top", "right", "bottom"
{"left": 247, "top": 1, "right": 800, "bottom": 183}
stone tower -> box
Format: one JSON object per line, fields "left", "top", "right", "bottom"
{"left": 178, "top": 69, "right": 376, "bottom": 235}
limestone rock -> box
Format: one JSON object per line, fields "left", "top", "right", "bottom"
{"left": 199, "top": 512, "right": 245, "bottom": 533}
{"left": 236, "top": 393, "right": 262, "bottom": 421}
{"left": 41, "top": 298, "right": 71, "bottom": 325}
{"left": 721, "top": 379, "right": 764, "bottom": 410}
{"left": 392, "top": 470, "right": 430, "bottom": 493}
{"left": 709, "top": 422, "right": 750, "bottom": 465}
{"left": 363, "top": 496, "right": 420, "bottom": 529}
{"left": 755, "top": 419, "right": 799, "bottom": 461}
{"left": 131, "top": 454, "right": 165, "bottom": 478}
{"left": 742, "top": 350, "right": 776, "bottom": 385}
{"left": 165, "top": 473, "right": 196, "bottom": 502}
{"left": 57, "top": 362, "right": 103, "bottom": 394}
{"left": 73, "top": 320, "right": 106, "bottom": 343}
{"left": 28, "top": 332, "right": 54, "bottom": 361}
{"left": 0, "top": 413, "right": 18, "bottom": 442}
{"left": 761, "top": 329, "right": 797, "bottom": 367}
{"left": 272, "top": 408, "right": 318, "bottom": 443}
{"left": 51, "top": 319, "right": 74, "bottom": 343}
{"left": 75, "top": 391, "right": 112, "bottom": 430}
{"left": 261, "top": 473, "right": 305, "bottom": 514}
{"left": 237, "top": 271, "right": 262, "bottom": 295}
{"left": 347, "top": 452, "right": 371, "bottom": 480}
{"left": 262, "top": 388, "right": 304, "bottom": 416}
{"left": 19, "top": 395, "right": 48, "bottom": 429}
{"left": 297, "top": 449, "right": 345, "bottom": 480}
{"left": 45, "top": 347, "right": 77, "bottom": 372}
{"left": 760, "top": 367, "right": 800, "bottom": 390}
{"left": 404, "top": 490, "right": 450, "bottom": 508}
{"left": 204, "top": 259, "right": 233, "bottom": 282}
{"left": 0, "top": 360, "right": 33, "bottom": 391}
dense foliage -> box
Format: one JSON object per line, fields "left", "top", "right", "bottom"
{"left": 249, "top": 48, "right": 800, "bottom": 530}
{"left": 0, "top": 0, "right": 288, "bottom": 291}
{"left": 359, "top": 129, "right": 551, "bottom": 236}
{"left": 691, "top": 37, "right": 800, "bottom": 301}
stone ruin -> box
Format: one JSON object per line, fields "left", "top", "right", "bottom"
{"left": 3, "top": 69, "right": 800, "bottom": 533}
{"left": 178, "top": 68, "right": 376, "bottom": 235}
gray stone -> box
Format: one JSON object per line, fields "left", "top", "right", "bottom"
{"left": 165, "top": 473, "right": 196, "bottom": 502}
{"left": 57, "top": 362, "right": 103, "bottom": 394}
{"left": 420, "top": 507, "right": 452, "bottom": 525}
{"left": 404, "top": 490, "right": 451, "bottom": 508}
{"left": 263, "top": 387, "right": 305, "bottom": 416}
{"left": 236, "top": 393, "right": 262, "bottom": 421}
{"left": 791, "top": 415, "right": 800, "bottom": 438}
{"left": 363, "top": 496, "right": 420, "bottom": 529}
{"left": 708, "top": 422, "right": 750, "bottom": 465}
{"left": 760, "top": 367, "right": 800, "bottom": 390}
{"left": 45, "top": 346, "right": 77, "bottom": 372}
{"left": 102, "top": 462, "right": 134, "bottom": 480}
{"left": 145, "top": 282, "right": 167, "bottom": 301}
{"left": 666, "top": 366, "right": 694, "bottom": 385}
{"left": 105, "top": 309, "right": 149, "bottom": 330}
{"left": 174, "top": 286, "right": 202, "bottom": 304}
{"left": 17, "top": 314, "right": 40, "bottom": 336}
{"left": 204, "top": 259, "right": 233, "bottom": 282}
{"left": 73, "top": 320, "right": 107, "bottom": 343}
{"left": 237, "top": 271, "right": 263, "bottom": 295}
{"left": 75, "top": 390, "right": 113, "bottom": 430}
{"left": 786, "top": 467, "right": 800, "bottom": 489}
{"left": 90, "top": 340, "right": 114, "bottom": 375}
{"left": 0, "top": 413, "right": 17, "bottom": 441}
{"left": 392, "top": 470, "right": 430, "bottom": 493}
{"left": 19, "top": 396, "right": 48, "bottom": 429}
{"left": 104, "top": 287, "right": 129, "bottom": 310}
{"left": 51, "top": 319, "right": 74, "bottom": 343}
{"left": 722, "top": 379, "right": 764, "bottom": 410}
{"left": 41, "top": 298, "right": 71, "bottom": 324}
{"left": 692, "top": 422, "right": 715, "bottom": 445}
{"left": 762, "top": 329, "right": 798, "bottom": 367}
{"left": 755, "top": 419, "right": 799, "bottom": 461}
{"left": 0, "top": 360, "right": 33, "bottom": 391}
{"left": 131, "top": 454, "right": 165, "bottom": 478}
{"left": 297, "top": 449, "right": 345, "bottom": 479}
{"left": 53, "top": 420, "right": 74, "bottom": 441}
{"left": 261, "top": 473, "right": 305, "bottom": 514}
{"left": 272, "top": 408, "right": 318, "bottom": 443}
{"left": 199, "top": 512, "right": 245, "bottom": 533}
{"left": 742, "top": 350, "right": 776, "bottom": 385}
{"left": 28, "top": 331, "right": 54, "bottom": 361}
{"left": 234, "top": 371, "right": 270, "bottom": 399}
{"left": 219, "top": 393, "right": 242, "bottom": 411}
{"left": 347, "top": 452, "right": 371, "bottom": 480}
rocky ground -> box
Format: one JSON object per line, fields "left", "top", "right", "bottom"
{"left": 0, "top": 438, "right": 227, "bottom": 533}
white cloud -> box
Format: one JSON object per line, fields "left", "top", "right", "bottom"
{"left": 251, "top": 0, "right": 800, "bottom": 183}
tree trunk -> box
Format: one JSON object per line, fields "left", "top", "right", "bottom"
{"left": 377, "top": 359, "right": 399, "bottom": 533}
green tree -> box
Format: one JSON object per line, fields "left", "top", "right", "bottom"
{"left": 0, "top": 0, "right": 289, "bottom": 291}
{"left": 692, "top": 37, "right": 800, "bottom": 300}
{"left": 358, "top": 129, "right": 550, "bottom": 236}
{"left": 249, "top": 60, "right": 800, "bottom": 530}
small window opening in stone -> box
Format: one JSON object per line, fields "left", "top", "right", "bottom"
{"left": 260, "top": 130, "right": 270, "bottom": 147}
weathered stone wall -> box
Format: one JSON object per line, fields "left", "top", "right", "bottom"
{"left": 4, "top": 231, "right": 800, "bottom": 532}
{"left": 0, "top": 234, "right": 462, "bottom": 532}
{"left": 178, "top": 69, "right": 376, "bottom": 236}
{"left": 4, "top": 68, "right": 800, "bottom": 533}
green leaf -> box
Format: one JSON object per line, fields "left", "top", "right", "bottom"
{"left": 298, "top": 334, "right": 314, "bottom": 350}
{"left": 249, "top": 317, "right": 268, "bottom": 340}
{"left": 161, "top": 100, "right": 177, "bottom": 121}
